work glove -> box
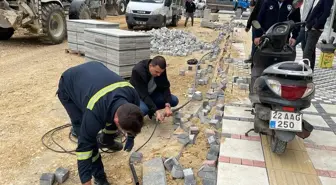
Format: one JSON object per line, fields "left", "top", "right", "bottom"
{"left": 124, "top": 135, "right": 135, "bottom": 152}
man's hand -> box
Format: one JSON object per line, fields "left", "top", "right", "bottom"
{"left": 245, "top": 27, "right": 250, "bottom": 32}
{"left": 124, "top": 135, "right": 135, "bottom": 152}
{"left": 83, "top": 180, "right": 91, "bottom": 185}
{"left": 289, "top": 38, "right": 296, "bottom": 46}
{"left": 254, "top": 37, "right": 261, "bottom": 45}
{"left": 164, "top": 106, "right": 173, "bottom": 117}
{"left": 155, "top": 110, "right": 165, "bottom": 122}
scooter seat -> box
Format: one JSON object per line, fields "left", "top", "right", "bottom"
{"left": 278, "top": 63, "right": 308, "bottom": 71}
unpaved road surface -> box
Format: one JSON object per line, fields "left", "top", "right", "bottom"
{"left": 0, "top": 15, "right": 234, "bottom": 184}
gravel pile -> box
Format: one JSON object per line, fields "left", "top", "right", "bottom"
{"left": 138, "top": 21, "right": 242, "bottom": 57}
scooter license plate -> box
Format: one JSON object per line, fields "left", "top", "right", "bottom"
{"left": 269, "top": 111, "right": 302, "bottom": 132}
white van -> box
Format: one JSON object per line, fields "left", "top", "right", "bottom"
{"left": 125, "top": 0, "right": 182, "bottom": 29}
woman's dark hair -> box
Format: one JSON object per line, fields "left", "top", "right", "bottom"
{"left": 150, "top": 56, "right": 167, "bottom": 69}
{"left": 116, "top": 103, "right": 144, "bottom": 135}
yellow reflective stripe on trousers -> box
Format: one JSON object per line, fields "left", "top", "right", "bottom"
{"left": 103, "top": 128, "right": 118, "bottom": 134}
{"left": 76, "top": 150, "right": 93, "bottom": 160}
{"left": 87, "top": 81, "right": 133, "bottom": 110}
{"left": 92, "top": 153, "right": 100, "bottom": 162}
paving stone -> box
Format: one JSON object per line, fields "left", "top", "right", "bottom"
{"left": 164, "top": 157, "right": 179, "bottom": 172}
{"left": 320, "top": 104, "right": 336, "bottom": 114}
{"left": 207, "top": 135, "right": 218, "bottom": 145}
{"left": 192, "top": 91, "right": 203, "bottom": 101}
{"left": 222, "top": 119, "right": 258, "bottom": 136}
{"left": 172, "top": 165, "right": 184, "bottom": 179}
{"left": 216, "top": 104, "right": 224, "bottom": 111}
{"left": 209, "top": 119, "right": 220, "bottom": 128}
{"left": 203, "top": 160, "right": 217, "bottom": 167}
{"left": 54, "top": 167, "right": 69, "bottom": 183}
{"left": 202, "top": 178, "right": 217, "bottom": 185}
{"left": 189, "top": 134, "right": 196, "bottom": 144}
{"left": 307, "top": 148, "right": 336, "bottom": 171}
{"left": 319, "top": 176, "right": 336, "bottom": 185}
{"left": 224, "top": 106, "right": 254, "bottom": 119}
{"left": 179, "top": 69, "right": 186, "bottom": 76}
{"left": 214, "top": 110, "right": 224, "bottom": 120}
{"left": 209, "top": 100, "right": 216, "bottom": 107}
{"left": 303, "top": 114, "right": 329, "bottom": 128}
{"left": 183, "top": 168, "right": 196, "bottom": 185}
{"left": 130, "top": 152, "right": 143, "bottom": 163}
{"left": 220, "top": 138, "right": 264, "bottom": 161}
{"left": 203, "top": 101, "right": 209, "bottom": 108}
{"left": 178, "top": 133, "right": 190, "bottom": 145}
{"left": 205, "top": 129, "right": 216, "bottom": 138}
{"left": 209, "top": 144, "right": 220, "bottom": 156}
{"left": 40, "top": 173, "right": 55, "bottom": 185}
{"left": 198, "top": 165, "right": 217, "bottom": 180}
{"left": 217, "top": 163, "right": 269, "bottom": 185}
{"left": 143, "top": 157, "right": 167, "bottom": 185}
{"left": 305, "top": 130, "right": 336, "bottom": 147}
{"left": 189, "top": 126, "right": 199, "bottom": 135}
{"left": 302, "top": 104, "right": 318, "bottom": 113}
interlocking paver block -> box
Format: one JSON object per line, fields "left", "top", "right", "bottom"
{"left": 198, "top": 165, "right": 217, "bottom": 180}
{"left": 203, "top": 160, "right": 217, "bottom": 167}
{"left": 183, "top": 168, "right": 196, "bottom": 185}
{"left": 55, "top": 167, "right": 70, "bottom": 183}
{"left": 189, "top": 126, "right": 199, "bottom": 135}
{"left": 130, "top": 152, "right": 143, "bottom": 163}
{"left": 164, "top": 157, "right": 179, "bottom": 172}
{"left": 172, "top": 165, "right": 184, "bottom": 179}
{"left": 40, "top": 173, "right": 55, "bottom": 185}
{"left": 142, "top": 157, "right": 167, "bottom": 185}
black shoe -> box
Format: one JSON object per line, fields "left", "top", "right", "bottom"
{"left": 94, "top": 177, "right": 111, "bottom": 185}
{"left": 70, "top": 127, "right": 78, "bottom": 138}
{"left": 97, "top": 132, "right": 123, "bottom": 151}
{"left": 244, "top": 56, "right": 252, "bottom": 63}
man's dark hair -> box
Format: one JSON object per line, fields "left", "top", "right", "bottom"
{"left": 150, "top": 56, "right": 167, "bottom": 69}
{"left": 117, "top": 103, "right": 144, "bottom": 135}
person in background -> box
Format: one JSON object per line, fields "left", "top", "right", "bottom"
{"left": 185, "top": 0, "right": 196, "bottom": 27}
{"left": 130, "top": 56, "right": 179, "bottom": 122}
{"left": 303, "top": 0, "right": 333, "bottom": 70}
{"left": 244, "top": 0, "right": 264, "bottom": 63}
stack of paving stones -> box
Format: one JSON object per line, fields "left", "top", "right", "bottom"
{"left": 84, "top": 28, "right": 151, "bottom": 77}
{"left": 40, "top": 167, "right": 69, "bottom": 185}
{"left": 66, "top": 20, "right": 119, "bottom": 54}
{"left": 200, "top": 9, "right": 221, "bottom": 29}
{"left": 194, "top": 9, "right": 204, "bottom": 18}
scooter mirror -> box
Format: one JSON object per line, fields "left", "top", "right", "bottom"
{"left": 252, "top": 20, "right": 262, "bottom": 29}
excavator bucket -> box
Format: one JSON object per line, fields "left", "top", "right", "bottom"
{"left": 0, "top": 9, "right": 22, "bottom": 29}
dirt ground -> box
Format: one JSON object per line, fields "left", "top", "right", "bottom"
{"left": 0, "top": 15, "right": 237, "bottom": 185}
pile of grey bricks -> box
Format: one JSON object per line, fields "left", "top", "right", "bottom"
{"left": 84, "top": 28, "right": 151, "bottom": 77}
{"left": 66, "top": 20, "right": 119, "bottom": 54}
{"left": 40, "top": 167, "right": 69, "bottom": 185}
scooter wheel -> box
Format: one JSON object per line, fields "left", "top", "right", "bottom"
{"left": 271, "top": 135, "right": 287, "bottom": 154}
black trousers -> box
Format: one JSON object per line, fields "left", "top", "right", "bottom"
{"left": 303, "top": 29, "right": 322, "bottom": 71}
{"left": 56, "top": 77, "right": 112, "bottom": 180}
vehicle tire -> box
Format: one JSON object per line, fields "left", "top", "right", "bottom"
{"left": 171, "top": 15, "right": 177, "bottom": 27}
{"left": 162, "top": 16, "right": 166, "bottom": 27}
{"left": 211, "top": 9, "right": 219, "bottom": 13}
{"left": 41, "top": 3, "right": 67, "bottom": 44}
{"left": 271, "top": 135, "right": 287, "bottom": 154}
{"left": 69, "top": 0, "right": 91, "bottom": 19}
{"left": 0, "top": 27, "right": 14, "bottom": 40}
{"left": 127, "top": 23, "right": 133, "bottom": 30}
{"left": 117, "top": 0, "right": 127, "bottom": 15}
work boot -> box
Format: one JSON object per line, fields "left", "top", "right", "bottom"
{"left": 244, "top": 55, "right": 252, "bottom": 63}
{"left": 97, "top": 132, "right": 123, "bottom": 151}
{"left": 70, "top": 127, "right": 78, "bottom": 138}
{"left": 94, "top": 177, "right": 111, "bottom": 185}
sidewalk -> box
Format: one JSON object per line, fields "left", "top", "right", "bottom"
{"left": 217, "top": 41, "right": 336, "bottom": 185}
